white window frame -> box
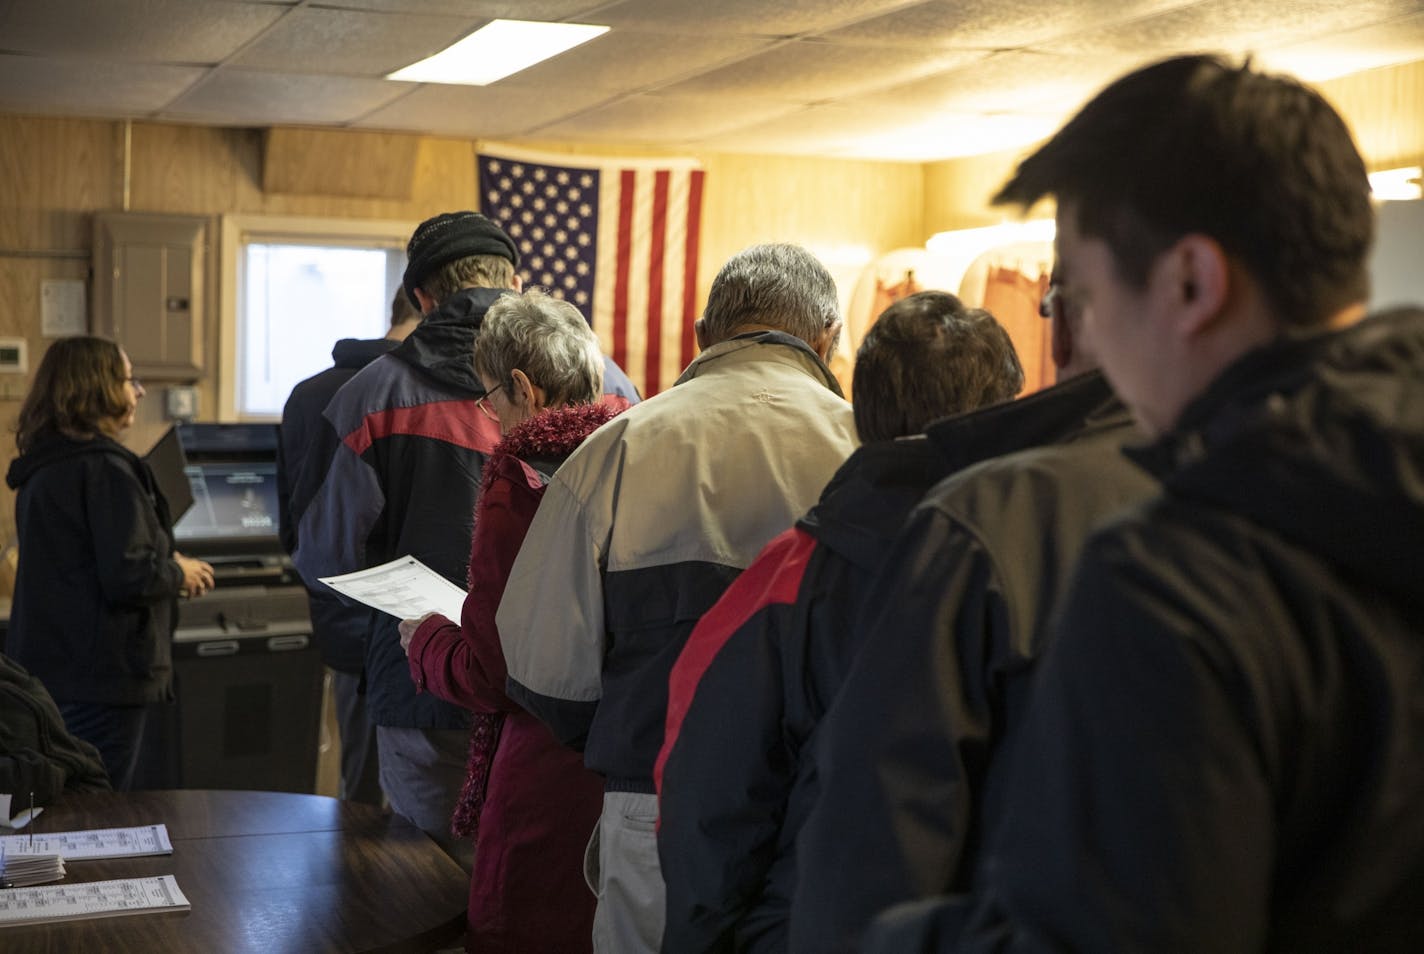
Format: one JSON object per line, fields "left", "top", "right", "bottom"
{"left": 218, "top": 214, "right": 416, "bottom": 421}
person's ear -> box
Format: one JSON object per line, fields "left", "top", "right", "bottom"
{"left": 509, "top": 368, "right": 547, "bottom": 412}
{"left": 511, "top": 272, "right": 524, "bottom": 292}
{"left": 814, "top": 319, "right": 843, "bottom": 362}
{"left": 1167, "top": 234, "right": 1229, "bottom": 338}
{"left": 694, "top": 316, "right": 711, "bottom": 351}
{"left": 412, "top": 286, "right": 438, "bottom": 315}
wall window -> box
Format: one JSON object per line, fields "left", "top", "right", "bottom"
{"left": 219, "top": 215, "right": 414, "bottom": 420}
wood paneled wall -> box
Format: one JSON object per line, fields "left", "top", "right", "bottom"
{"left": 0, "top": 114, "right": 925, "bottom": 542}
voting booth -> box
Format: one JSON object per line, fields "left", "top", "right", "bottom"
{"left": 136, "top": 423, "right": 321, "bottom": 793}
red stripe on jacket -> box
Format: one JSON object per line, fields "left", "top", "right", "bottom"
{"left": 655, "top": 527, "right": 817, "bottom": 801}
{"left": 343, "top": 399, "right": 502, "bottom": 457}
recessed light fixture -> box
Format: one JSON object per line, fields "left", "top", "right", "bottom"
{"left": 388, "top": 19, "right": 610, "bottom": 86}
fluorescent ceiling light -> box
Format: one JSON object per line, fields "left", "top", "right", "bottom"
{"left": 388, "top": 19, "right": 609, "bottom": 86}
{"left": 1368, "top": 166, "right": 1423, "bottom": 202}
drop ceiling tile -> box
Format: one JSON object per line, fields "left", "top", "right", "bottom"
{"left": 849, "top": 49, "right": 1138, "bottom": 117}
{"left": 230, "top": 6, "right": 476, "bottom": 76}
{"left": 1043, "top": 0, "right": 1424, "bottom": 58}
{"left": 817, "top": 0, "right": 1199, "bottom": 49}
{"left": 1257, "top": 11, "right": 1424, "bottom": 81}
{"left": 659, "top": 38, "right": 988, "bottom": 102}
{"left": 307, "top": 0, "right": 610, "bottom": 17}
{"left": 534, "top": 93, "right": 801, "bottom": 143}
{"left": 0, "top": 0, "right": 286, "bottom": 63}
{"left": 595, "top": 0, "right": 924, "bottom": 38}
{"left": 160, "top": 69, "right": 408, "bottom": 124}
{"left": 354, "top": 81, "right": 620, "bottom": 138}
{"left": 697, "top": 101, "right": 1057, "bottom": 160}
{"left": 0, "top": 54, "right": 207, "bottom": 117}
{"left": 496, "top": 30, "right": 773, "bottom": 93}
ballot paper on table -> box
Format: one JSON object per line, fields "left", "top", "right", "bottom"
{"left": 319, "top": 555, "right": 466, "bottom": 622}
{"left": 1, "top": 824, "right": 173, "bottom": 861}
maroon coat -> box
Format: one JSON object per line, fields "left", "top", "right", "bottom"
{"left": 408, "top": 401, "right": 620, "bottom": 953}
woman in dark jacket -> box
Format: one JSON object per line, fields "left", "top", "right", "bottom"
{"left": 401, "top": 289, "right": 621, "bottom": 953}
{"left": 6, "top": 336, "right": 213, "bottom": 789}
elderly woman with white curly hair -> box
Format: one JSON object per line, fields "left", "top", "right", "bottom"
{"left": 400, "top": 288, "right": 623, "bottom": 953}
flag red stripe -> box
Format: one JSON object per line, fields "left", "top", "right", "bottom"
{"left": 644, "top": 170, "right": 671, "bottom": 395}
{"left": 612, "top": 169, "right": 636, "bottom": 372}
{"left": 681, "top": 169, "right": 706, "bottom": 370}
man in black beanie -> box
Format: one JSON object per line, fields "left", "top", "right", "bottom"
{"left": 292, "top": 210, "right": 519, "bottom": 868}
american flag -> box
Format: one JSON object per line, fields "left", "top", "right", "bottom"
{"left": 478, "top": 149, "right": 707, "bottom": 397}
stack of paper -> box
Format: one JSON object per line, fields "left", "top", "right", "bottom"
{"left": 0, "top": 847, "right": 65, "bottom": 888}
{"left": 0, "top": 875, "right": 191, "bottom": 926}
{"left": 0, "top": 824, "right": 174, "bottom": 861}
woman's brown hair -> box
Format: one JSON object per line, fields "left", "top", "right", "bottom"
{"left": 14, "top": 336, "right": 129, "bottom": 453}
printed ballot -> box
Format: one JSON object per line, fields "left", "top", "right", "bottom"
{"left": 319, "top": 555, "right": 466, "bottom": 621}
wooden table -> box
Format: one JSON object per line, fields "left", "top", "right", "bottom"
{"left": 1, "top": 789, "right": 467, "bottom": 953}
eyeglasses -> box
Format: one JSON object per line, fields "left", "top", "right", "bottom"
{"left": 476, "top": 383, "right": 504, "bottom": 422}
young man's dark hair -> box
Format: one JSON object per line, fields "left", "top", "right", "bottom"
{"left": 995, "top": 53, "right": 1373, "bottom": 327}
{"left": 853, "top": 292, "right": 1023, "bottom": 443}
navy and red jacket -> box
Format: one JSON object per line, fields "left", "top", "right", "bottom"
{"left": 655, "top": 433, "right": 952, "bottom": 954}
{"left": 293, "top": 286, "right": 506, "bottom": 730}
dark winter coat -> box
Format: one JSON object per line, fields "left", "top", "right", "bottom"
{"left": 867, "top": 308, "right": 1424, "bottom": 954}
{"left": 0, "top": 652, "right": 111, "bottom": 802}
{"left": 278, "top": 336, "right": 398, "bottom": 672}
{"left": 789, "top": 372, "right": 1156, "bottom": 954}
{"left": 6, "top": 433, "right": 184, "bottom": 705}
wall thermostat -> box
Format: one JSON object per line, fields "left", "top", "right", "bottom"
{"left": 0, "top": 338, "right": 28, "bottom": 374}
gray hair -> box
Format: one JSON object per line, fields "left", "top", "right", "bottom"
{"left": 474, "top": 289, "right": 603, "bottom": 407}
{"left": 701, "top": 243, "right": 841, "bottom": 346}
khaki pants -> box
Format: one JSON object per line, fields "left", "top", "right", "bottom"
{"left": 585, "top": 791, "right": 665, "bottom": 954}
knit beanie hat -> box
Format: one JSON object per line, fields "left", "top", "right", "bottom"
{"left": 402, "top": 211, "right": 520, "bottom": 308}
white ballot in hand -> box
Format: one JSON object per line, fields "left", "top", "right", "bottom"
{"left": 319, "top": 555, "right": 467, "bottom": 622}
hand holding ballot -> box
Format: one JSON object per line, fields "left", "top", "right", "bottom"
{"left": 399, "top": 612, "right": 439, "bottom": 654}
